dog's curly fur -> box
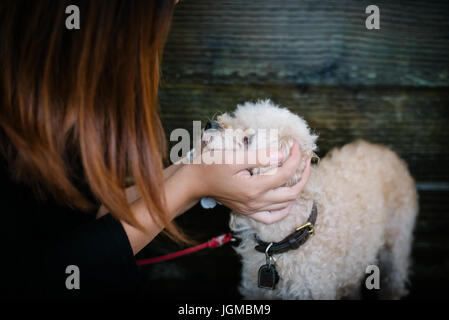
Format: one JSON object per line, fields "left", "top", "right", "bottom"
{"left": 200, "top": 99, "right": 418, "bottom": 300}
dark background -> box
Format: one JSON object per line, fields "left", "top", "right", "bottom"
{"left": 136, "top": 0, "right": 449, "bottom": 299}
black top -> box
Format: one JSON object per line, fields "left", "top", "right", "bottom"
{"left": 0, "top": 155, "right": 142, "bottom": 299}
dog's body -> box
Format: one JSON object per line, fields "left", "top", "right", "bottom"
{"left": 200, "top": 100, "right": 418, "bottom": 299}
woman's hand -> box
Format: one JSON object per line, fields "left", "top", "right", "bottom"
{"left": 182, "top": 140, "right": 311, "bottom": 224}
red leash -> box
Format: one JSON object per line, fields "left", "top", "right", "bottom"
{"left": 136, "top": 233, "right": 234, "bottom": 266}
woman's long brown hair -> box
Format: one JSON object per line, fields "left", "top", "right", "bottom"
{"left": 0, "top": 1, "right": 188, "bottom": 242}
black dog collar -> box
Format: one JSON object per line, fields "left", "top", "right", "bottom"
{"left": 255, "top": 202, "right": 317, "bottom": 256}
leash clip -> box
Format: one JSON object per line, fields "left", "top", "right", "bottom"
{"left": 265, "top": 242, "right": 275, "bottom": 266}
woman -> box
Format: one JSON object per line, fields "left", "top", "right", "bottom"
{"left": 0, "top": 1, "right": 310, "bottom": 298}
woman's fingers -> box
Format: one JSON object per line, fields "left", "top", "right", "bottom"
{"left": 247, "top": 203, "right": 293, "bottom": 224}
{"left": 253, "top": 141, "right": 303, "bottom": 189}
{"left": 259, "top": 184, "right": 302, "bottom": 204}
{"left": 255, "top": 201, "right": 295, "bottom": 212}
{"left": 230, "top": 149, "right": 284, "bottom": 172}
{"left": 297, "top": 157, "right": 312, "bottom": 189}
{"left": 247, "top": 158, "right": 311, "bottom": 209}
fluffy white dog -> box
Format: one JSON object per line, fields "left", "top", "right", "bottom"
{"left": 198, "top": 99, "right": 418, "bottom": 300}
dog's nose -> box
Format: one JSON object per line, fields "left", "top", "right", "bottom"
{"left": 205, "top": 120, "right": 220, "bottom": 131}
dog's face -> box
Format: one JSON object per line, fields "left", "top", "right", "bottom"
{"left": 198, "top": 99, "right": 318, "bottom": 186}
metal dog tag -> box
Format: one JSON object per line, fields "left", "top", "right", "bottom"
{"left": 258, "top": 264, "right": 280, "bottom": 290}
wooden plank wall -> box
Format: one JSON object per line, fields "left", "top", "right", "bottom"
{"left": 138, "top": 0, "right": 449, "bottom": 299}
